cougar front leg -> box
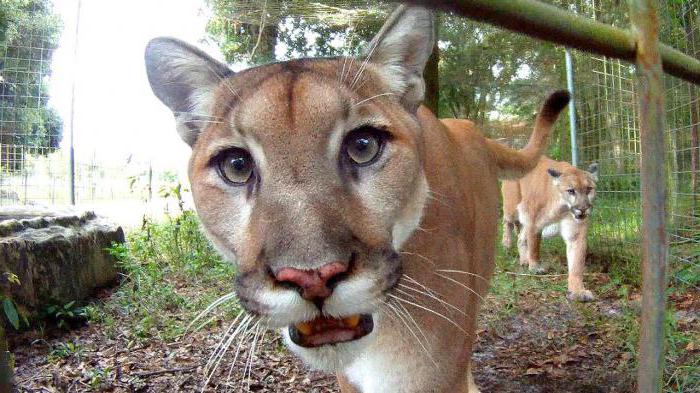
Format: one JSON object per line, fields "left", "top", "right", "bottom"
{"left": 502, "top": 219, "right": 515, "bottom": 249}
{"left": 562, "top": 220, "right": 594, "bottom": 301}
{"left": 525, "top": 226, "right": 544, "bottom": 274}
{"left": 517, "top": 223, "right": 543, "bottom": 272}
{"left": 518, "top": 224, "right": 544, "bottom": 274}
{"left": 517, "top": 225, "right": 529, "bottom": 267}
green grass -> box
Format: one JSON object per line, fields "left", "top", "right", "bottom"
{"left": 490, "top": 196, "right": 699, "bottom": 392}
{"left": 87, "top": 209, "right": 239, "bottom": 344}
{"left": 47, "top": 195, "right": 697, "bottom": 391}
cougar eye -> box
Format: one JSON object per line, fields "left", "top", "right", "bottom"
{"left": 586, "top": 186, "right": 593, "bottom": 194}
{"left": 216, "top": 148, "right": 254, "bottom": 185}
{"left": 344, "top": 127, "right": 385, "bottom": 166}
{"left": 567, "top": 188, "right": 576, "bottom": 195}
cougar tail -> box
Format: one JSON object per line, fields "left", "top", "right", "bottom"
{"left": 487, "top": 90, "right": 570, "bottom": 179}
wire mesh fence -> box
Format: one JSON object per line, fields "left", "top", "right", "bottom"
{"left": 0, "top": 0, "right": 185, "bottom": 227}
{"left": 483, "top": 0, "right": 698, "bottom": 292}
{"left": 567, "top": 0, "right": 700, "bottom": 290}
{"left": 660, "top": 0, "right": 700, "bottom": 290}
{"left": 1, "top": 0, "right": 63, "bottom": 204}
{"left": 0, "top": 147, "right": 146, "bottom": 205}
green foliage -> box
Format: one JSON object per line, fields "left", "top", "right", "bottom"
{"left": 206, "top": 0, "right": 280, "bottom": 64}
{"left": 86, "top": 367, "right": 112, "bottom": 390}
{"left": 0, "top": 0, "right": 63, "bottom": 172}
{"left": 40, "top": 301, "right": 88, "bottom": 330}
{"left": 48, "top": 340, "right": 83, "bottom": 362}
{"left": 0, "top": 272, "right": 24, "bottom": 330}
{"left": 205, "top": 0, "right": 386, "bottom": 64}
{"left": 673, "top": 260, "right": 700, "bottom": 289}
{"left": 1, "top": 299, "right": 18, "bottom": 330}
{"left": 158, "top": 176, "right": 186, "bottom": 213}
{"left": 438, "top": 15, "right": 564, "bottom": 122}
{"left": 98, "top": 205, "right": 237, "bottom": 343}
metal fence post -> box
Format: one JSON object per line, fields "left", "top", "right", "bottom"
{"left": 629, "top": 0, "right": 668, "bottom": 392}
{"left": 68, "top": 0, "right": 82, "bottom": 205}
{"left": 565, "top": 47, "right": 578, "bottom": 167}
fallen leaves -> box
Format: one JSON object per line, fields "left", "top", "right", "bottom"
{"left": 13, "top": 320, "right": 339, "bottom": 392}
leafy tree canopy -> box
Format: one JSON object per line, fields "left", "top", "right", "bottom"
{"left": 0, "top": 0, "right": 63, "bottom": 171}
{"left": 206, "top": 0, "right": 387, "bottom": 64}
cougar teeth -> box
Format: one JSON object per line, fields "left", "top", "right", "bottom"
{"left": 343, "top": 315, "right": 361, "bottom": 328}
{"left": 294, "top": 314, "right": 362, "bottom": 335}
{"left": 294, "top": 321, "right": 313, "bottom": 335}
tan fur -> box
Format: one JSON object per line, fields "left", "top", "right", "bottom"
{"left": 145, "top": 6, "right": 569, "bottom": 392}
{"left": 502, "top": 157, "right": 598, "bottom": 301}
{"left": 191, "top": 81, "right": 564, "bottom": 392}
{"left": 441, "top": 91, "right": 567, "bottom": 182}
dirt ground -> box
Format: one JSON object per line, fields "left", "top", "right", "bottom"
{"left": 13, "top": 272, "right": 683, "bottom": 393}
{"left": 473, "top": 293, "right": 634, "bottom": 393}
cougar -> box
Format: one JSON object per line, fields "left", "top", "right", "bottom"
{"left": 145, "top": 5, "right": 569, "bottom": 391}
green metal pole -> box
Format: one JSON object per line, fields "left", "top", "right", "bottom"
{"left": 68, "top": 0, "right": 81, "bottom": 205}
{"left": 565, "top": 47, "right": 578, "bottom": 167}
{"left": 629, "top": 0, "right": 668, "bottom": 391}
{"left": 403, "top": 0, "right": 700, "bottom": 86}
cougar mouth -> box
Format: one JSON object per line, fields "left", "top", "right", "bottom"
{"left": 288, "top": 314, "right": 374, "bottom": 348}
{"left": 573, "top": 211, "right": 588, "bottom": 220}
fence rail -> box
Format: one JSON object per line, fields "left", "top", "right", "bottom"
{"left": 408, "top": 0, "right": 700, "bottom": 85}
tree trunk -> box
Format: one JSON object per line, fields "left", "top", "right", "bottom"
{"left": 423, "top": 21, "right": 439, "bottom": 115}
{"left": 476, "top": 90, "right": 488, "bottom": 126}
{"left": 249, "top": 22, "right": 279, "bottom": 64}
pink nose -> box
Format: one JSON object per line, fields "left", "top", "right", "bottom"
{"left": 274, "top": 262, "right": 349, "bottom": 301}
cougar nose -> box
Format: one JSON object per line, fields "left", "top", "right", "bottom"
{"left": 274, "top": 262, "right": 349, "bottom": 303}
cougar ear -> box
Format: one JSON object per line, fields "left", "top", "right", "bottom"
{"left": 547, "top": 168, "right": 562, "bottom": 184}
{"left": 145, "top": 37, "right": 233, "bottom": 146}
{"left": 364, "top": 5, "right": 434, "bottom": 112}
{"left": 587, "top": 162, "right": 599, "bottom": 181}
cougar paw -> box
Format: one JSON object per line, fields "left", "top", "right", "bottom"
{"left": 528, "top": 265, "right": 547, "bottom": 274}
{"left": 567, "top": 289, "right": 595, "bottom": 302}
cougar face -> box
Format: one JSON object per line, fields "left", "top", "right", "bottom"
{"left": 146, "top": 6, "right": 434, "bottom": 370}
{"left": 548, "top": 163, "right": 598, "bottom": 221}
{"left": 190, "top": 59, "right": 429, "bottom": 336}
